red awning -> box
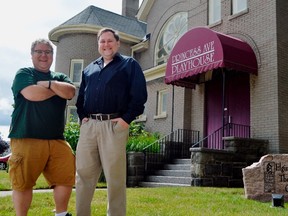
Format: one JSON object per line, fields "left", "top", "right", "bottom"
{"left": 165, "top": 27, "right": 258, "bottom": 88}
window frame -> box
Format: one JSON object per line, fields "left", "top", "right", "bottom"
{"left": 208, "top": 0, "right": 221, "bottom": 25}
{"left": 154, "top": 89, "right": 168, "bottom": 119}
{"left": 66, "top": 106, "right": 79, "bottom": 123}
{"left": 231, "top": 0, "right": 248, "bottom": 15}
{"left": 154, "top": 12, "right": 188, "bottom": 66}
{"left": 70, "top": 59, "right": 84, "bottom": 86}
{"left": 135, "top": 112, "right": 147, "bottom": 122}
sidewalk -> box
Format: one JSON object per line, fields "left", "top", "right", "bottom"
{"left": 0, "top": 188, "right": 94, "bottom": 197}
{"left": 0, "top": 189, "right": 54, "bottom": 197}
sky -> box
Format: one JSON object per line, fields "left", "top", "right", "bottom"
{"left": 0, "top": 0, "right": 142, "bottom": 126}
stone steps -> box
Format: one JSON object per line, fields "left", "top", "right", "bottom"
{"left": 139, "top": 158, "right": 191, "bottom": 187}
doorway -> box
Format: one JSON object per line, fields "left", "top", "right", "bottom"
{"left": 205, "top": 70, "right": 250, "bottom": 148}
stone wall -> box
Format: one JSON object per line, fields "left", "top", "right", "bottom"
{"left": 126, "top": 137, "right": 268, "bottom": 188}
{"left": 191, "top": 148, "right": 245, "bottom": 187}
{"left": 190, "top": 137, "right": 268, "bottom": 187}
{"left": 126, "top": 152, "right": 145, "bottom": 187}
{"left": 224, "top": 137, "right": 268, "bottom": 165}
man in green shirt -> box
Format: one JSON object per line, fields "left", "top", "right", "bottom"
{"left": 8, "top": 39, "right": 76, "bottom": 216}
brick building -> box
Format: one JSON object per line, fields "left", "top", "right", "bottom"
{"left": 49, "top": 0, "right": 288, "bottom": 155}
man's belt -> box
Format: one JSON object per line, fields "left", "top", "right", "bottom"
{"left": 89, "top": 113, "right": 120, "bottom": 121}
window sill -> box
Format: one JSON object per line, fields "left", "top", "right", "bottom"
{"left": 228, "top": 8, "right": 249, "bottom": 21}
{"left": 208, "top": 19, "right": 222, "bottom": 28}
{"left": 134, "top": 115, "right": 147, "bottom": 122}
{"left": 153, "top": 113, "right": 167, "bottom": 120}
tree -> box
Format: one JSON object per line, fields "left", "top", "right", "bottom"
{"left": 0, "top": 135, "right": 9, "bottom": 155}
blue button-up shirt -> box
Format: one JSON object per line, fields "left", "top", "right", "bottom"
{"left": 76, "top": 53, "right": 147, "bottom": 124}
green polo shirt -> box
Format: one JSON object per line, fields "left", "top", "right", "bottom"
{"left": 9, "top": 67, "right": 73, "bottom": 139}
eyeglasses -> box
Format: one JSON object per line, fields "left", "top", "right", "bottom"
{"left": 33, "top": 50, "right": 53, "bottom": 55}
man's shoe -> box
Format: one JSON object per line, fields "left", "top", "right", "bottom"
{"left": 65, "top": 213, "right": 72, "bottom": 216}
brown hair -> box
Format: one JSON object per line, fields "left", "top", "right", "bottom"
{"left": 97, "top": 28, "right": 120, "bottom": 41}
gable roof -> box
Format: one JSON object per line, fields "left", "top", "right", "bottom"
{"left": 58, "top": 5, "right": 147, "bottom": 38}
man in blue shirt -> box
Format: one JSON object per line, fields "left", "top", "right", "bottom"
{"left": 75, "top": 27, "right": 147, "bottom": 216}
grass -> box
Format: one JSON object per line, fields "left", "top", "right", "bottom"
{"left": 0, "top": 170, "right": 106, "bottom": 191}
{"left": 1, "top": 171, "right": 288, "bottom": 215}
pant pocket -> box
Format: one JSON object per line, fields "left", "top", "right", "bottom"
{"left": 9, "top": 154, "right": 25, "bottom": 189}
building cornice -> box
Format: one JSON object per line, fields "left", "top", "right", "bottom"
{"left": 144, "top": 63, "right": 166, "bottom": 82}
{"left": 137, "top": 0, "right": 155, "bottom": 22}
{"left": 48, "top": 24, "right": 142, "bottom": 45}
{"left": 131, "top": 39, "right": 149, "bottom": 54}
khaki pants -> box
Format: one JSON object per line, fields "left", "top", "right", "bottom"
{"left": 76, "top": 119, "right": 128, "bottom": 216}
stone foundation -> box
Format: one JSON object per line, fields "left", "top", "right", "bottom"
{"left": 126, "top": 137, "right": 268, "bottom": 188}
{"left": 190, "top": 137, "right": 268, "bottom": 187}
{"left": 190, "top": 148, "right": 245, "bottom": 187}
{"left": 126, "top": 152, "right": 145, "bottom": 187}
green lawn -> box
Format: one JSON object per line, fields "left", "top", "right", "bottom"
{"left": 1, "top": 171, "right": 287, "bottom": 215}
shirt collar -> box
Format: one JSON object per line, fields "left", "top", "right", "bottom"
{"left": 94, "top": 53, "right": 121, "bottom": 66}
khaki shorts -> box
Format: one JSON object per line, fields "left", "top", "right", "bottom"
{"left": 9, "top": 138, "right": 75, "bottom": 191}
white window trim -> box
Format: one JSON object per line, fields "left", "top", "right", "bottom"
{"left": 228, "top": 8, "right": 249, "bottom": 20}
{"left": 208, "top": 0, "right": 221, "bottom": 25}
{"left": 135, "top": 114, "right": 147, "bottom": 122}
{"left": 70, "top": 59, "right": 84, "bottom": 87}
{"left": 154, "top": 12, "right": 188, "bottom": 66}
{"left": 231, "top": 0, "right": 248, "bottom": 15}
{"left": 154, "top": 89, "right": 168, "bottom": 119}
{"left": 154, "top": 113, "right": 167, "bottom": 120}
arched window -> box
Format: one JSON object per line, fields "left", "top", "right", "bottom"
{"left": 155, "top": 12, "right": 188, "bottom": 66}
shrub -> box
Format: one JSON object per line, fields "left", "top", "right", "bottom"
{"left": 129, "top": 121, "right": 148, "bottom": 137}
{"left": 126, "top": 134, "right": 159, "bottom": 152}
{"left": 64, "top": 118, "right": 80, "bottom": 153}
{"left": 127, "top": 121, "right": 161, "bottom": 153}
{"left": 63, "top": 118, "right": 161, "bottom": 153}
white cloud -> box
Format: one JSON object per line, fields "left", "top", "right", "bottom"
{"left": 0, "top": 98, "right": 13, "bottom": 114}
{"left": 0, "top": 98, "right": 13, "bottom": 112}
{"left": 0, "top": 0, "right": 143, "bottom": 126}
{"left": 0, "top": 98, "right": 13, "bottom": 125}
{"left": 0, "top": 0, "right": 128, "bottom": 125}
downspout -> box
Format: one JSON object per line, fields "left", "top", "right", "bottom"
{"left": 221, "top": 68, "right": 226, "bottom": 149}
{"left": 171, "top": 85, "right": 175, "bottom": 133}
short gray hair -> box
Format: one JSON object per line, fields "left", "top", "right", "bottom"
{"left": 31, "top": 39, "right": 54, "bottom": 54}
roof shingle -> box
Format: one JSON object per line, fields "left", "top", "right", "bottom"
{"left": 59, "top": 5, "right": 147, "bottom": 38}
